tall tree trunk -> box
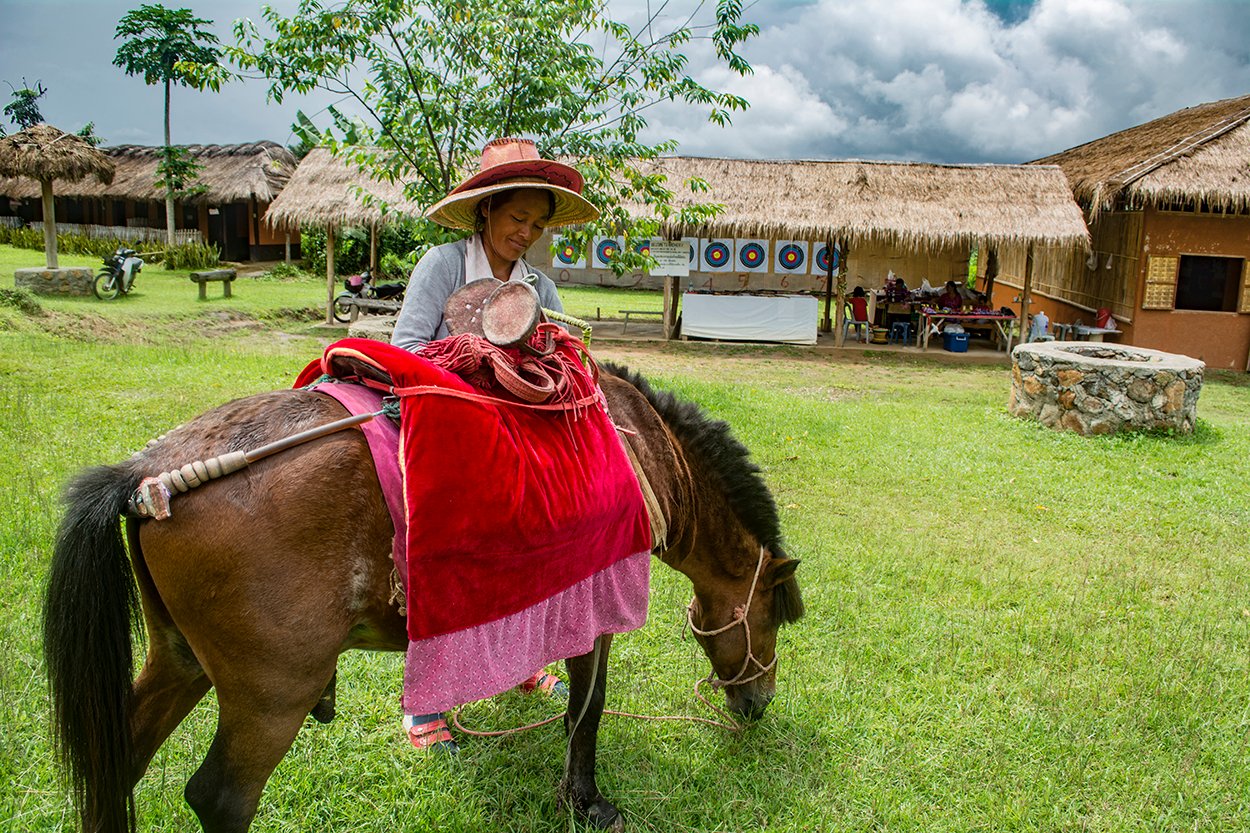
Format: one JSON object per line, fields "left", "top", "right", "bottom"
{"left": 40, "top": 178, "right": 58, "bottom": 269}
{"left": 164, "top": 78, "right": 176, "bottom": 248}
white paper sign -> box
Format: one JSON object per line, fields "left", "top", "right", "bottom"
{"left": 648, "top": 240, "right": 690, "bottom": 276}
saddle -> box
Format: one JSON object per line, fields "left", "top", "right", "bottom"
{"left": 321, "top": 278, "right": 592, "bottom": 406}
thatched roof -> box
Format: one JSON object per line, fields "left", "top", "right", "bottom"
{"left": 0, "top": 123, "right": 115, "bottom": 185}
{"left": 636, "top": 157, "right": 1089, "bottom": 251}
{"left": 263, "top": 147, "right": 425, "bottom": 231}
{"left": 1033, "top": 93, "right": 1250, "bottom": 214}
{"left": 0, "top": 140, "right": 293, "bottom": 203}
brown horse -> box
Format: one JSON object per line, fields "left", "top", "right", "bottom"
{"left": 42, "top": 361, "right": 804, "bottom": 833}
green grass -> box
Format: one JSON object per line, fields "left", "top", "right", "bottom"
{"left": 2, "top": 266, "right": 1249, "bottom": 831}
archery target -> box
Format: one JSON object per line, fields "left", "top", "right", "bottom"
{"left": 552, "top": 234, "right": 586, "bottom": 269}
{"left": 736, "top": 239, "right": 769, "bottom": 273}
{"left": 633, "top": 239, "right": 652, "bottom": 259}
{"left": 682, "top": 236, "right": 698, "bottom": 268}
{"left": 701, "top": 238, "right": 733, "bottom": 272}
{"left": 593, "top": 236, "right": 622, "bottom": 268}
{"left": 811, "top": 242, "right": 842, "bottom": 275}
{"left": 775, "top": 241, "right": 808, "bottom": 273}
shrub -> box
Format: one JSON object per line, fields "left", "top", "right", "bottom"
{"left": 0, "top": 287, "right": 43, "bottom": 316}
{"left": 160, "top": 241, "right": 222, "bottom": 271}
{"left": 259, "top": 261, "right": 311, "bottom": 281}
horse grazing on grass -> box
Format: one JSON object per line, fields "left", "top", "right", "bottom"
{"left": 42, "top": 362, "right": 804, "bottom": 833}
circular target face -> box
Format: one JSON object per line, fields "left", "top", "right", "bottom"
{"left": 738, "top": 242, "right": 766, "bottom": 269}
{"left": 634, "top": 241, "right": 651, "bottom": 258}
{"left": 704, "top": 241, "right": 731, "bottom": 268}
{"left": 815, "top": 245, "right": 840, "bottom": 272}
{"left": 556, "top": 242, "right": 580, "bottom": 265}
{"left": 595, "top": 239, "right": 619, "bottom": 266}
{"left": 778, "top": 243, "right": 805, "bottom": 271}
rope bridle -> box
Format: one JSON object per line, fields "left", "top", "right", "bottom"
{"left": 685, "top": 545, "right": 776, "bottom": 689}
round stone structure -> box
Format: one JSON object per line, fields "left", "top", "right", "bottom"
{"left": 15, "top": 266, "right": 96, "bottom": 296}
{"left": 1009, "top": 342, "right": 1204, "bottom": 435}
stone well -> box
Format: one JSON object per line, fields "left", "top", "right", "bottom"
{"left": 1009, "top": 342, "right": 1204, "bottom": 435}
{"left": 15, "top": 266, "right": 96, "bottom": 296}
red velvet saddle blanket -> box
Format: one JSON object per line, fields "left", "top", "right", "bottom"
{"left": 294, "top": 337, "right": 651, "bottom": 641}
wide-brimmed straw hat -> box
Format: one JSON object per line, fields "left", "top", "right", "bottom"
{"left": 425, "top": 137, "right": 599, "bottom": 230}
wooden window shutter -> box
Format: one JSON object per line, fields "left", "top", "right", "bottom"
{"left": 1240, "top": 259, "right": 1250, "bottom": 314}
{"left": 1142, "top": 255, "right": 1178, "bottom": 310}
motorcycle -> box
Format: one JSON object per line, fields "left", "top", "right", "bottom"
{"left": 94, "top": 246, "right": 144, "bottom": 300}
{"left": 332, "top": 267, "right": 407, "bottom": 323}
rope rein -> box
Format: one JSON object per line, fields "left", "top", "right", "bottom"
{"left": 685, "top": 545, "right": 777, "bottom": 688}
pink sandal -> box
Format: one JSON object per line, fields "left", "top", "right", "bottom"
{"left": 403, "top": 713, "right": 458, "bottom": 753}
{"left": 519, "top": 670, "right": 569, "bottom": 699}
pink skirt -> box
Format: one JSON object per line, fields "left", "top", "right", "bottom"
{"left": 402, "top": 551, "right": 651, "bottom": 714}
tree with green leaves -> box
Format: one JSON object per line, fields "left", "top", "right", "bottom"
{"left": 231, "top": 0, "right": 757, "bottom": 273}
{"left": 3, "top": 79, "right": 48, "bottom": 134}
{"left": 113, "top": 4, "right": 229, "bottom": 246}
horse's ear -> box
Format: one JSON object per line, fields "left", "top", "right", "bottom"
{"left": 764, "top": 557, "right": 800, "bottom": 589}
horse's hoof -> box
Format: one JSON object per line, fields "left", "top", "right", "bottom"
{"left": 558, "top": 785, "right": 623, "bottom": 831}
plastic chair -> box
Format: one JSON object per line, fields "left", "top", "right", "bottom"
{"left": 843, "top": 309, "right": 872, "bottom": 343}
{"left": 888, "top": 321, "right": 912, "bottom": 345}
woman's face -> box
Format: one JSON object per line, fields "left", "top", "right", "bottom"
{"left": 481, "top": 189, "right": 552, "bottom": 263}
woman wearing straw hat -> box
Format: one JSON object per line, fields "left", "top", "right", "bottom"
{"left": 393, "top": 137, "right": 600, "bottom": 752}
{"left": 391, "top": 136, "right": 599, "bottom": 351}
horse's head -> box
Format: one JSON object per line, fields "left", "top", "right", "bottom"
{"left": 686, "top": 543, "right": 803, "bottom": 720}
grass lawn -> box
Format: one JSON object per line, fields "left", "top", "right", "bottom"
{"left": 2, "top": 259, "right": 1248, "bottom": 831}
{"left": 0, "top": 244, "right": 664, "bottom": 329}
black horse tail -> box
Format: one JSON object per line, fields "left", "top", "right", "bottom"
{"left": 43, "top": 463, "right": 142, "bottom": 833}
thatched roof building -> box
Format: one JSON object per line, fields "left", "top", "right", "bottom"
{"left": 0, "top": 123, "right": 116, "bottom": 185}
{"left": 264, "top": 147, "right": 424, "bottom": 231}
{"left": 634, "top": 157, "right": 1089, "bottom": 250}
{"left": 0, "top": 140, "right": 294, "bottom": 203}
{"left": 1034, "top": 93, "right": 1250, "bottom": 216}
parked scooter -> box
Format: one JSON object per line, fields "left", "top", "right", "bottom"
{"left": 94, "top": 246, "right": 144, "bottom": 300}
{"left": 332, "top": 267, "right": 406, "bottom": 323}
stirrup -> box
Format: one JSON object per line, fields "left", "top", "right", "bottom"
{"left": 403, "top": 714, "right": 458, "bottom": 753}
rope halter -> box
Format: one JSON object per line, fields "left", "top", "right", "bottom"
{"left": 686, "top": 545, "right": 777, "bottom": 689}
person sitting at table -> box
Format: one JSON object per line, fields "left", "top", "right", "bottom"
{"left": 938, "top": 281, "right": 962, "bottom": 310}
{"left": 845, "top": 286, "right": 871, "bottom": 343}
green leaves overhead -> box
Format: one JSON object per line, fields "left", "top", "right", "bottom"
{"left": 231, "top": 0, "right": 757, "bottom": 273}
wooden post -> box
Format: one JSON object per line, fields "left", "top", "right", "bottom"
{"left": 325, "top": 225, "right": 336, "bottom": 324}
{"left": 662, "top": 275, "right": 675, "bottom": 340}
{"left": 985, "top": 247, "right": 999, "bottom": 299}
{"left": 284, "top": 233, "right": 291, "bottom": 264}
{"left": 370, "top": 223, "right": 378, "bottom": 274}
{"left": 1020, "top": 243, "right": 1034, "bottom": 345}
{"left": 821, "top": 237, "right": 834, "bottom": 334}
{"left": 40, "top": 178, "right": 58, "bottom": 268}
{"left": 835, "top": 241, "right": 847, "bottom": 348}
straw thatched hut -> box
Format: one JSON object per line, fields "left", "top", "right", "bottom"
{"left": 0, "top": 124, "right": 115, "bottom": 268}
{"left": 264, "top": 147, "right": 425, "bottom": 322}
{"left": 1027, "top": 93, "right": 1250, "bottom": 370}
{"left": 0, "top": 140, "right": 296, "bottom": 261}
{"left": 534, "top": 156, "right": 1088, "bottom": 341}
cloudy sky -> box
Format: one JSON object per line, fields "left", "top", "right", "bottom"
{"left": 2, "top": 0, "right": 1247, "bottom": 165}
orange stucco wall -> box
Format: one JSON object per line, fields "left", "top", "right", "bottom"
{"left": 1135, "top": 208, "right": 1250, "bottom": 370}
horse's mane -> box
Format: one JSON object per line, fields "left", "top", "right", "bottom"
{"left": 602, "top": 362, "right": 803, "bottom": 624}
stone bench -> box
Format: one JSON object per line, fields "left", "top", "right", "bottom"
{"left": 190, "top": 269, "right": 237, "bottom": 299}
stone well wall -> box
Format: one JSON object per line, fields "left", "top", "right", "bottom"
{"left": 14, "top": 267, "right": 96, "bottom": 296}
{"left": 1009, "top": 342, "right": 1204, "bottom": 435}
